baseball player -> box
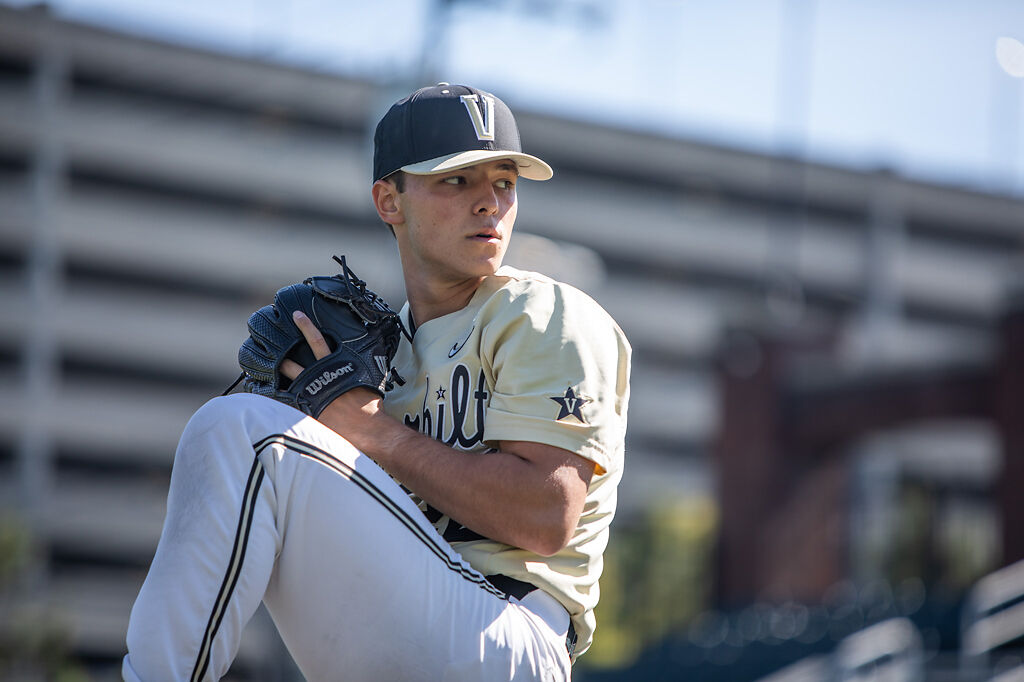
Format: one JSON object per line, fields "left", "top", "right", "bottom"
{"left": 123, "top": 83, "right": 631, "bottom": 681}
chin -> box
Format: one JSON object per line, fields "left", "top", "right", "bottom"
{"left": 485, "top": 258, "right": 506, "bottom": 275}
{"left": 473, "top": 252, "right": 505, "bottom": 276}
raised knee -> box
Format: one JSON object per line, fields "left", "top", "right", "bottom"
{"left": 172, "top": 394, "right": 301, "bottom": 483}
{"left": 182, "top": 394, "right": 297, "bottom": 442}
{"left": 187, "top": 393, "right": 257, "bottom": 431}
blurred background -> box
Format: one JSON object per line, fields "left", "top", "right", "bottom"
{"left": 0, "top": 1, "right": 1023, "bottom": 680}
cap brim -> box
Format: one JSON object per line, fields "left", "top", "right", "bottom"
{"left": 401, "top": 150, "right": 553, "bottom": 181}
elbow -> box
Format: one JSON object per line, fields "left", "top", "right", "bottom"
{"left": 506, "top": 454, "right": 591, "bottom": 556}
{"left": 528, "top": 476, "right": 588, "bottom": 556}
{"left": 527, "top": 516, "right": 578, "bottom": 557}
{"left": 532, "top": 536, "right": 573, "bottom": 558}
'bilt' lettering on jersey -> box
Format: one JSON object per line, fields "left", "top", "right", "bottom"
{"left": 305, "top": 364, "right": 354, "bottom": 395}
{"left": 403, "top": 364, "right": 488, "bottom": 449}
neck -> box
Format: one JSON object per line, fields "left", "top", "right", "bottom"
{"left": 404, "top": 273, "right": 485, "bottom": 327}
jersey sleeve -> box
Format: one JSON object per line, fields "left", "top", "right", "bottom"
{"left": 479, "top": 279, "right": 630, "bottom": 475}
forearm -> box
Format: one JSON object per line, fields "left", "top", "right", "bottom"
{"left": 318, "top": 399, "right": 586, "bottom": 555}
{"left": 382, "top": 429, "right": 580, "bottom": 555}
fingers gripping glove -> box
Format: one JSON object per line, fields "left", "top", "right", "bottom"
{"left": 237, "top": 255, "right": 403, "bottom": 418}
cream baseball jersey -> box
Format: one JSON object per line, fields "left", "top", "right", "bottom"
{"left": 382, "top": 265, "right": 631, "bottom": 657}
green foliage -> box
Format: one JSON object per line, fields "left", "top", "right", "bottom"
{"left": 0, "top": 514, "right": 30, "bottom": 585}
{"left": 0, "top": 514, "right": 88, "bottom": 681}
{"left": 582, "top": 496, "right": 718, "bottom": 669}
{"left": 0, "top": 612, "right": 89, "bottom": 682}
{"left": 885, "top": 481, "right": 999, "bottom": 591}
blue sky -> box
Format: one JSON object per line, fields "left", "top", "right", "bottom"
{"left": 8, "top": 0, "right": 1024, "bottom": 196}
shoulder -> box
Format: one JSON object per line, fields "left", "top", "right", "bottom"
{"left": 478, "top": 266, "right": 630, "bottom": 350}
{"left": 484, "top": 266, "right": 618, "bottom": 321}
{"left": 489, "top": 264, "right": 579, "bottom": 295}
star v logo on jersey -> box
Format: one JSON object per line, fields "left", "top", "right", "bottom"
{"left": 551, "top": 387, "right": 590, "bottom": 423}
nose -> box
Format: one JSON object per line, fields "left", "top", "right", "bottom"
{"left": 473, "top": 184, "right": 499, "bottom": 216}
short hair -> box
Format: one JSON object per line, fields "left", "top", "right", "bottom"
{"left": 383, "top": 170, "right": 406, "bottom": 193}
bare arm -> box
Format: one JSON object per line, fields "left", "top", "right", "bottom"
{"left": 284, "top": 312, "right": 594, "bottom": 556}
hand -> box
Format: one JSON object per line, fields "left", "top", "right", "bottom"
{"left": 282, "top": 310, "right": 388, "bottom": 446}
{"left": 279, "top": 310, "right": 330, "bottom": 381}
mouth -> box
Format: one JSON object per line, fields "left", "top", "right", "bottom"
{"left": 469, "top": 228, "right": 501, "bottom": 242}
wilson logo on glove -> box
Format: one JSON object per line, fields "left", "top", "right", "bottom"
{"left": 305, "top": 364, "right": 355, "bottom": 396}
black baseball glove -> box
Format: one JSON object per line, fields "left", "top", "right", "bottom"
{"left": 236, "top": 255, "right": 403, "bottom": 418}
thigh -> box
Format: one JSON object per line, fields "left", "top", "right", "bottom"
{"left": 250, "top": 400, "right": 568, "bottom": 681}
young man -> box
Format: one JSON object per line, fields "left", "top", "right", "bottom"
{"left": 123, "top": 83, "right": 631, "bottom": 681}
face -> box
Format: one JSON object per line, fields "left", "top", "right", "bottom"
{"left": 379, "top": 159, "right": 519, "bottom": 286}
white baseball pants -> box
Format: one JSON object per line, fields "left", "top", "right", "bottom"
{"left": 122, "top": 394, "right": 571, "bottom": 681}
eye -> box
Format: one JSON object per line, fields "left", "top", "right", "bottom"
{"left": 442, "top": 175, "right": 465, "bottom": 185}
{"left": 496, "top": 178, "right": 516, "bottom": 190}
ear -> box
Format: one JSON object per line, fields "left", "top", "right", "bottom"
{"left": 372, "top": 180, "right": 403, "bottom": 227}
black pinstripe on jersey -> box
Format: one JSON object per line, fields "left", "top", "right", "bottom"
{"left": 189, "top": 432, "right": 508, "bottom": 681}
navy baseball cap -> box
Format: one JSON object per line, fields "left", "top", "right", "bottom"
{"left": 372, "top": 83, "right": 553, "bottom": 183}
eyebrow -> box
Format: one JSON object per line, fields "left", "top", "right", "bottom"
{"left": 496, "top": 162, "right": 519, "bottom": 175}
